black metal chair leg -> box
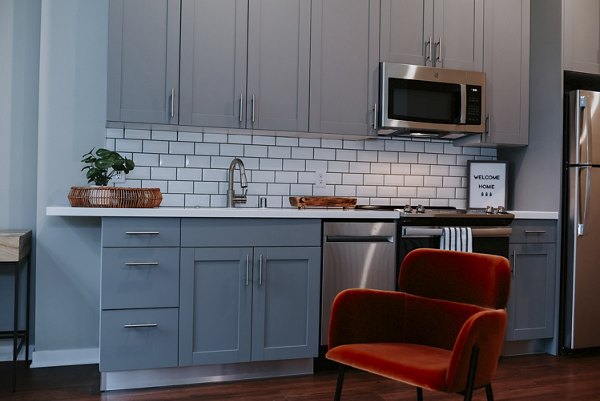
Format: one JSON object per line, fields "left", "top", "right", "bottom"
{"left": 334, "top": 365, "right": 346, "bottom": 401}
{"left": 485, "top": 383, "right": 494, "bottom": 401}
{"left": 416, "top": 387, "right": 424, "bottom": 401}
{"left": 463, "top": 345, "right": 480, "bottom": 401}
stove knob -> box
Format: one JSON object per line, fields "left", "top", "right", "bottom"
{"left": 497, "top": 206, "right": 507, "bottom": 214}
{"left": 403, "top": 204, "right": 412, "bottom": 213}
{"left": 485, "top": 205, "right": 495, "bottom": 214}
{"left": 416, "top": 204, "right": 426, "bottom": 214}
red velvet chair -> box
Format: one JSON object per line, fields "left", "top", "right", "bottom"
{"left": 326, "top": 248, "right": 511, "bottom": 401}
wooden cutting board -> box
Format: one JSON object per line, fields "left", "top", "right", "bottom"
{"left": 289, "top": 196, "right": 357, "bottom": 209}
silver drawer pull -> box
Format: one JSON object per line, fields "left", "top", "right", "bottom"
{"left": 524, "top": 230, "right": 547, "bottom": 234}
{"left": 125, "top": 231, "right": 160, "bottom": 235}
{"left": 124, "top": 323, "right": 158, "bottom": 328}
{"left": 124, "top": 262, "right": 159, "bottom": 266}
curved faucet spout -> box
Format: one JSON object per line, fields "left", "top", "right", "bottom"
{"left": 227, "top": 158, "right": 248, "bottom": 207}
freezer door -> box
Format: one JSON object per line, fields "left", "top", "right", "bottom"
{"left": 567, "top": 165, "right": 600, "bottom": 349}
{"left": 569, "top": 90, "right": 600, "bottom": 166}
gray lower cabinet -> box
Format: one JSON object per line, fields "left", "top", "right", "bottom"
{"left": 380, "top": 0, "right": 483, "bottom": 71}
{"left": 179, "top": 0, "right": 311, "bottom": 132}
{"left": 563, "top": 0, "right": 600, "bottom": 75}
{"left": 107, "top": 0, "right": 180, "bottom": 124}
{"left": 309, "top": 0, "right": 380, "bottom": 136}
{"left": 100, "top": 218, "right": 181, "bottom": 372}
{"left": 506, "top": 220, "right": 557, "bottom": 341}
{"left": 179, "top": 218, "right": 321, "bottom": 366}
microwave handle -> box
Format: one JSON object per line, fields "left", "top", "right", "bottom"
{"left": 459, "top": 84, "right": 467, "bottom": 124}
{"left": 373, "top": 103, "right": 378, "bottom": 130}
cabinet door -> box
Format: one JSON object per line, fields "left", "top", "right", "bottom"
{"left": 179, "top": 0, "right": 248, "bottom": 128}
{"left": 506, "top": 243, "right": 556, "bottom": 341}
{"left": 432, "top": 0, "right": 483, "bottom": 71}
{"left": 380, "top": 0, "right": 428, "bottom": 65}
{"left": 251, "top": 247, "right": 321, "bottom": 361}
{"left": 107, "top": 0, "right": 180, "bottom": 124}
{"left": 563, "top": 0, "right": 600, "bottom": 75}
{"left": 309, "top": 0, "right": 380, "bottom": 136}
{"left": 246, "top": 0, "right": 311, "bottom": 132}
{"left": 179, "top": 247, "right": 253, "bottom": 366}
{"left": 483, "top": 0, "right": 530, "bottom": 146}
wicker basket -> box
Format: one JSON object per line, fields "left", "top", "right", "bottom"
{"left": 68, "top": 186, "right": 163, "bottom": 208}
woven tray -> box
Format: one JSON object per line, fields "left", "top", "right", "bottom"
{"left": 289, "top": 196, "right": 357, "bottom": 209}
{"left": 68, "top": 186, "right": 163, "bottom": 208}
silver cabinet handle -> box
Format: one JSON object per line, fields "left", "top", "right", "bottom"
{"left": 435, "top": 37, "right": 442, "bottom": 66}
{"left": 512, "top": 249, "right": 517, "bottom": 277}
{"left": 239, "top": 93, "right": 244, "bottom": 123}
{"left": 373, "top": 103, "right": 378, "bottom": 130}
{"left": 125, "top": 231, "right": 160, "bottom": 235}
{"left": 124, "top": 323, "right": 158, "bottom": 328}
{"left": 245, "top": 255, "right": 250, "bottom": 286}
{"left": 259, "top": 254, "right": 263, "bottom": 286}
{"left": 124, "top": 262, "right": 159, "bottom": 266}
{"left": 524, "top": 230, "right": 547, "bottom": 234}
{"left": 251, "top": 94, "right": 255, "bottom": 124}
{"left": 424, "top": 37, "right": 432, "bottom": 65}
{"left": 170, "top": 88, "right": 175, "bottom": 119}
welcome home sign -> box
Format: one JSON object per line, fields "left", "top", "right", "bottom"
{"left": 467, "top": 161, "right": 507, "bottom": 209}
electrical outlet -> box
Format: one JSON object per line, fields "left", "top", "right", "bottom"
{"left": 315, "top": 170, "right": 326, "bottom": 188}
{"left": 112, "top": 171, "right": 126, "bottom": 184}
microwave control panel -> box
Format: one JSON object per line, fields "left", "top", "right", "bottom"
{"left": 466, "top": 85, "right": 482, "bottom": 125}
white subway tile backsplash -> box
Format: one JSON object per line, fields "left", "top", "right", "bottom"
{"left": 160, "top": 154, "right": 185, "bottom": 168}
{"left": 105, "top": 138, "right": 116, "bottom": 150}
{"left": 116, "top": 139, "right": 143, "bottom": 152}
{"left": 177, "top": 131, "right": 203, "bottom": 142}
{"left": 109, "top": 127, "right": 498, "bottom": 207}
{"left": 152, "top": 130, "right": 178, "bottom": 141}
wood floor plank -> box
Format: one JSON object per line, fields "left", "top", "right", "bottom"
{"left": 2, "top": 353, "right": 600, "bottom": 400}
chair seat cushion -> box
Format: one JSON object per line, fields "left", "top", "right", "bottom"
{"left": 326, "top": 343, "right": 452, "bottom": 392}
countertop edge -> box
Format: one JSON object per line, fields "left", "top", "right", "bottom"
{"left": 46, "top": 206, "right": 400, "bottom": 219}
{"left": 508, "top": 211, "right": 559, "bottom": 220}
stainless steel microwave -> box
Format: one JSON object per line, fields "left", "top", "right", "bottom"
{"left": 378, "top": 62, "right": 486, "bottom": 139}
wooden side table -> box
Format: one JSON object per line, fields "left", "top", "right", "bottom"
{"left": 0, "top": 230, "right": 32, "bottom": 392}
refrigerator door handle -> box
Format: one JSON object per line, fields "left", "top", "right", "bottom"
{"left": 578, "top": 166, "right": 592, "bottom": 236}
{"left": 579, "top": 94, "right": 593, "bottom": 165}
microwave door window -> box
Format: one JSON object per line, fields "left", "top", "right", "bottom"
{"left": 389, "top": 79, "right": 461, "bottom": 125}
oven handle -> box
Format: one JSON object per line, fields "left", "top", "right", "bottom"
{"left": 325, "top": 235, "right": 395, "bottom": 243}
{"left": 401, "top": 226, "right": 512, "bottom": 238}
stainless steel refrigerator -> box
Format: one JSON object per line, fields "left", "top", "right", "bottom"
{"left": 564, "top": 89, "right": 600, "bottom": 350}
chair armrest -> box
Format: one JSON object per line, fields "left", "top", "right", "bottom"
{"left": 328, "top": 288, "right": 408, "bottom": 349}
{"left": 445, "top": 309, "right": 507, "bottom": 393}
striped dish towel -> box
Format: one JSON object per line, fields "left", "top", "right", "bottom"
{"left": 440, "top": 227, "right": 473, "bottom": 252}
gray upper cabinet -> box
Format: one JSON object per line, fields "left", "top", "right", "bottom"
{"left": 380, "top": 0, "right": 483, "bottom": 71}
{"left": 563, "top": 0, "right": 600, "bottom": 74}
{"left": 483, "top": 0, "right": 530, "bottom": 146}
{"left": 309, "top": 0, "right": 380, "bottom": 136}
{"left": 179, "top": 0, "right": 311, "bottom": 132}
{"left": 107, "top": 0, "right": 180, "bottom": 124}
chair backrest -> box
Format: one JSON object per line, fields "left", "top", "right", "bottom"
{"left": 398, "top": 248, "right": 511, "bottom": 309}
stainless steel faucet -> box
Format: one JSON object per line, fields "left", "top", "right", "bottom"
{"left": 227, "top": 158, "right": 248, "bottom": 207}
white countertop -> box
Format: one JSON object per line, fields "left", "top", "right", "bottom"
{"left": 47, "top": 206, "right": 560, "bottom": 220}
{"left": 46, "top": 206, "right": 399, "bottom": 219}
{"left": 508, "top": 211, "right": 559, "bottom": 220}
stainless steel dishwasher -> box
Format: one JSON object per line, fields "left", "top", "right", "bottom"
{"left": 321, "top": 221, "right": 396, "bottom": 345}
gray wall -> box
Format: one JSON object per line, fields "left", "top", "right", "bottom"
{"left": 0, "top": 0, "right": 40, "bottom": 355}
{"left": 33, "top": 0, "right": 107, "bottom": 366}
{"left": 498, "top": 0, "right": 563, "bottom": 212}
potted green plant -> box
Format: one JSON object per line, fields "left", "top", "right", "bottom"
{"left": 80, "top": 147, "right": 135, "bottom": 186}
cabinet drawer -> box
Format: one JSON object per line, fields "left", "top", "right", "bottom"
{"left": 102, "top": 248, "right": 179, "bottom": 309}
{"left": 181, "top": 218, "right": 321, "bottom": 247}
{"left": 100, "top": 308, "right": 178, "bottom": 371}
{"left": 102, "top": 218, "right": 180, "bottom": 247}
{"left": 510, "top": 220, "right": 557, "bottom": 244}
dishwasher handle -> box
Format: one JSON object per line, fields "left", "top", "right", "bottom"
{"left": 402, "top": 226, "right": 512, "bottom": 238}
{"left": 325, "top": 235, "right": 394, "bottom": 243}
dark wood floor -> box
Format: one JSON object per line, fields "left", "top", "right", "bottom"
{"left": 2, "top": 352, "right": 600, "bottom": 400}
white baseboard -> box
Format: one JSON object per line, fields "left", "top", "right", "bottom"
{"left": 31, "top": 347, "right": 99, "bottom": 368}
